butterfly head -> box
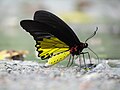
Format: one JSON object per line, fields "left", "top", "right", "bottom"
{"left": 84, "top": 43, "right": 88, "bottom": 48}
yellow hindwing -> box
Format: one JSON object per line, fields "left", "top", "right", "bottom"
{"left": 45, "top": 50, "right": 70, "bottom": 66}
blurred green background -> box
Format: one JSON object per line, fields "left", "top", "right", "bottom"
{"left": 0, "top": 0, "right": 120, "bottom": 61}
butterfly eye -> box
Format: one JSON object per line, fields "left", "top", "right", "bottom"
{"left": 84, "top": 43, "right": 88, "bottom": 48}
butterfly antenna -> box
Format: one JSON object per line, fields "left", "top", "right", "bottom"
{"left": 85, "top": 27, "right": 98, "bottom": 43}
{"left": 87, "top": 47, "right": 99, "bottom": 63}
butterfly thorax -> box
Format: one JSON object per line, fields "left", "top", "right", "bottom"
{"left": 70, "top": 43, "right": 88, "bottom": 56}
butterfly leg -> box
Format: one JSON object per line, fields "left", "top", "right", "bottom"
{"left": 84, "top": 52, "right": 91, "bottom": 64}
{"left": 78, "top": 55, "right": 81, "bottom": 71}
{"left": 81, "top": 52, "right": 91, "bottom": 64}
{"left": 82, "top": 53, "right": 87, "bottom": 70}
{"left": 66, "top": 55, "right": 74, "bottom": 67}
{"left": 66, "top": 55, "right": 71, "bottom": 67}
{"left": 69, "top": 56, "right": 74, "bottom": 67}
{"left": 80, "top": 52, "right": 97, "bottom": 70}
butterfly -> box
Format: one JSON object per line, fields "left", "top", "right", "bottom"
{"left": 20, "top": 10, "right": 98, "bottom": 68}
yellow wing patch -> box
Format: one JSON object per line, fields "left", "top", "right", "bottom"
{"left": 38, "top": 37, "right": 68, "bottom": 49}
{"left": 45, "top": 50, "right": 70, "bottom": 67}
{"left": 35, "top": 37, "right": 69, "bottom": 60}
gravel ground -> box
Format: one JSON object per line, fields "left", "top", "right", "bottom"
{"left": 0, "top": 60, "right": 120, "bottom": 90}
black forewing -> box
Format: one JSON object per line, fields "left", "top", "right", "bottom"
{"left": 20, "top": 20, "right": 53, "bottom": 41}
{"left": 33, "top": 10, "right": 80, "bottom": 47}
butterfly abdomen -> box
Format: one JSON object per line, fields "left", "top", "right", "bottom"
{"left": 44, "top": 51, "right": 70, "bottom": 67}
